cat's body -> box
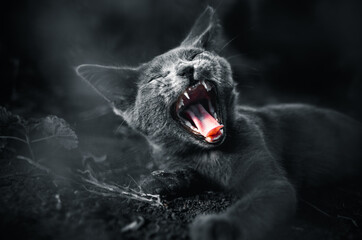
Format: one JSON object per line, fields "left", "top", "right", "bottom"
{"left": 153, "top": 104, "right": 361, "bottom": 188}
{"left": 76, "top": 7, "right": 362, "bottom": 240}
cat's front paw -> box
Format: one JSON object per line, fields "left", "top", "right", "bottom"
{"left": 190, "top": 214, "right": 241, "bottom": 240}
{"left": 140, "top": 169, "right": 194, "bottom": 199}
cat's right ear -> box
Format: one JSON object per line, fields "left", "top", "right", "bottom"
{"left": 180, "top": 6, "right": 222, "bottom": 50}
{"left": 75, "top": 64, "right": 139, "bottom": 109}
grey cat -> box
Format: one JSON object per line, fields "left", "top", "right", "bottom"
{"left": 76, "top": 7, "right": 362, "bottom": 240}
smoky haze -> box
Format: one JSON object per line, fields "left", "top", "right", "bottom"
{"left": 1, "top": 0, "right": 362, "bottom": 120}
{"left": 1, "top": 0, "right": 227, "bottom": 119}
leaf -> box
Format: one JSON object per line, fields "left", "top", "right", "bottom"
{"left": 0, "top": 106, "right": 23, "bottom": 129}
{"left": 37, "top": 115, "right": 78, "bottom": 150}
{"left": 0, "top": 107, "right": 25, "bottom": 151}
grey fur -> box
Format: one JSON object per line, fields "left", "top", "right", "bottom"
{"left": 76, "top": 7, "right": 362, "bottom": 240}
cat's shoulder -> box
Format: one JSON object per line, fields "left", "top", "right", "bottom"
{"left": 237, "top": 103, "right": 351, "bottom": 118}
{"left": 235, "top": 103, "right": 317, "bottom": 120}
{"left": 235, "top": 103, "right": 361, "bottom": 130}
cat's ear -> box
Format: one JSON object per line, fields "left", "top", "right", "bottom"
{"left": 181, "top": 6, "right": 222, "bottom": 50}
{"left": 75, "top": 64, "right": 139, "bottom": 109}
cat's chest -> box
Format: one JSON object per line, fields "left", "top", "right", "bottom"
{"left": 151, "top": 143, "right": 235, "bottom": 188}
{"left": 194, "top": 150, "right": 233, "bottom": 188}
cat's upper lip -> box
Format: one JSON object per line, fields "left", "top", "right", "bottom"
{"left": 172, "top": 80, "right": 225, "bottom": 144}
{"left": 175, "top": 81, "right": 214, "bottom": 113}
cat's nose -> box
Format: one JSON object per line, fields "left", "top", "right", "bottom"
{"left": 176, "top": 64, "right": 194, "bottom": 78}
{"left": 176, "top": 64, "right": 197, "bottom": 84}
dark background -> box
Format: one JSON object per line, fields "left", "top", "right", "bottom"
{"left": 1, "top": 0, "right": 362, "bottom": 121}
{"left": 1, "top": 0, "right": 362, "bottom": 239}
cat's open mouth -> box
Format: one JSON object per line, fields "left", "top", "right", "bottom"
{"left": 173, "top": 80, "right": 225, "bottom": 144}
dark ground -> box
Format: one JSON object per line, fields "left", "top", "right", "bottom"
{"left": 1, "top": 0, "right": 362, "bottom": 239}
{"left": 0, "top": 122, "right": 361, "bottom": 240}
{"left": 1, "top": 109, "right": 361, "bottom": 240}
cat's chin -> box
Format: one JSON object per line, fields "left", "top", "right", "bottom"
{"left": 171, "top": 80, "right": 226, "bottom": 146}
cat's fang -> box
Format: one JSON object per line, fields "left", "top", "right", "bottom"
{"left": 185, "top": 120, "right": 192, "bottom": 128}
{"left": 185, "top": 120, "right": 199, "bottom": 132}
{"left": 202, "top": 81, "right": 212, "bottom": 92}
{"left": 177, "top": 98, "right": 184, "bottom": 110}
{"left": 184, "top": 92, "right": 190, "bottom": 99}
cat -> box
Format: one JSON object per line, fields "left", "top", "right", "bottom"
{"left": 76, "top": 6, "right": 362, "bottom": 240}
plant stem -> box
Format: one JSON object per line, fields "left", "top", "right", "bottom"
{"left": 81, "top": 176, "right": 163, "bottom": 207}
{"left": 17, "top": 155, "right": 50, "bottom": 173}
{"left": 25, "top": 135, "right": 36, "bottom": 161}
{"left": 31, "top": 135, "right": 74, "bottom": 143}
{"left": 0, "top": 136, "right": 27, "bottom": 144}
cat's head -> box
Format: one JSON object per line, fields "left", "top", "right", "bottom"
{"left": 76, "top": 7, "right": 238, "bottom": 151}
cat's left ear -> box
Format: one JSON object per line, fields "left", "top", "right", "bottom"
{"left": 75, "top": 64, "right": 139, "bottom": 110}
{"left": 181, "top": 6, "right": 222, "bottom": 50}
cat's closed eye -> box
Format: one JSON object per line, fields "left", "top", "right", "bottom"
{"left": 147, "top": 71, "right": 170, "bottom": 83}
{"left": 184, "top": 51, "right": 202, "bottom": 61}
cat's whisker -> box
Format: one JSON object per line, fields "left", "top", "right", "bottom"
{"left": 115, "top": 118, "right": 127, "bottom": 133}
{"left": 226, "top": 54, "right": 244, "bottom": 61}
{"left": 213, "top": 157, "right": 221, "bottom": 168}
{"left": 217, "top": 34, "right": 240, "bottom": 55}
{"left": 213, "top": 0, "right": 226, "bottom": 13}
{"left": 195, "top": 156, "right": 205, "bottom": 171}
{"left": 195, "top": 160, "right": 201, "bottom": 171}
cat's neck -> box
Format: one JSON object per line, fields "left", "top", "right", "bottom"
{"left": 146, "top": 108, "right": 247, "bottom": 165}
{"left": 148, "top": 137, "right": 235, "bottom": 187}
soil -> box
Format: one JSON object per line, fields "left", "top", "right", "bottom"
{"left": 0, "top": 114, "right": 361, "bottom": 240}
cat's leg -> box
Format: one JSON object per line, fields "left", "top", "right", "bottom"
{"left": 190, "top": 157, "right": 297, "bottom": 240}
{"left": 140, "top": 168, "right": 213, "bottom": 199}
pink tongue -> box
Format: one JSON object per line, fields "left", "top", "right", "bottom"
{"left": 185, "top": 104, "right": 223, "bottom": 138}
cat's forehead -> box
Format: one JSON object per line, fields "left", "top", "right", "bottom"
{"left": 145, "top": 47, "right": 204, "bottom": 74}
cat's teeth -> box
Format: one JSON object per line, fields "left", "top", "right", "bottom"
{"left": 191, "top": 126, "right": 199, "bottom": 132}
{"left": 202, "top": 81, "right": 207, "bottom": 90}
{"left": 178, "top": 99, "right": 184, "bottom": 109}
{"left": 185, "top": 120, "right": 199, "bottom": 132}
{"left": 206, "top": 129, "right": 224, "bottom": 142}
{"left": 208, "top": 100, "right": 219, "bottom": 120}
{"left": 202, "top": 81, "right": 212, "bottom": 92}
{"left": 213, "top": 129, "right": 223, "bottom": 140}
{"left": 184, "top": 92, "right": 190, "bottom": 99}
{"left": 185, "top": 120, "right": 192, "bottom": 128}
